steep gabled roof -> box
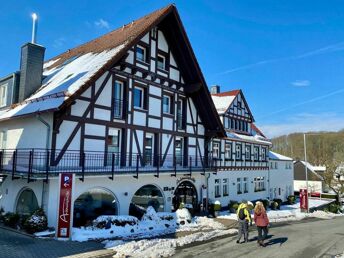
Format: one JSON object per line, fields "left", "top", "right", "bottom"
{"left": 0, "top": 5, "right": 225, "bottom": 136}
{"left": 251, "top": 123, "right": 266, "bottom": 138}
{"left": 211, "top": 89, "right": 254, "bottom": 122}
{"left": 269, "top": 151, "right": 293, "bottom": 161}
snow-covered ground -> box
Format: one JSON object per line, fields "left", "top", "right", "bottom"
{"left": 104, "top": 229, "right": 237, "bottom": 258}
{"left": 72, "top": 207, "right": 227, "bottom": 242}
{"left": 218, "top": 198, "right": 343, "bottom": 223}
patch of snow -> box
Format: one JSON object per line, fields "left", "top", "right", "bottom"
{"left": 218, "top": 198, "right": 341, "bottom": 223}
{"left": 269, "top": 151, "right": 293, "bottom": 161}
{"left": 211, "top": 95, "right": 235, "bottom": 114}
{"left": 106, "top": 229, "right": 238, "bottom": 258}
{"left": 34, "top": 230, "right": 55, "bottom": 237}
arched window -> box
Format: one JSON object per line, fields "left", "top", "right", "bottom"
{"left": 16, "top": 188, "right": 39, "bottom": 215}
{"left": 129, "top": 184, "right": 164, "bottom": 219}
{"left": 73, "top": 188, "right": 118, "bottom": 227}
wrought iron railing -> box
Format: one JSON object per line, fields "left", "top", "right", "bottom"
{"left": 0, "top": 149, "right": 269, "bottom": 181}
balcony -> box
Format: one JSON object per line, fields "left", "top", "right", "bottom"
{"left": 0, "top": 149, "right": 270, "bottom": 181}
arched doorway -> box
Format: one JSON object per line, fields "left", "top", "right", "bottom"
{"left": 73, "top": 188, "right": 118, "bottom": 227}
{"left": 16, "top": 188, "right": 39, "bottom": 215}
{"left": 173, "top": 181, "right": 198, "bottom": 213}
{"left": 129, "top": 184, "right": 164, "bottom": 219}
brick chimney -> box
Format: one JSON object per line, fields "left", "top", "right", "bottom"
{"left": 210, "top": 85, "right": 220, "bottom": 94}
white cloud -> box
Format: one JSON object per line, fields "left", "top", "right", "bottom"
{"left": 94, "top": 18, "right": 110, "bottom": 29}
{"left": 259, "top": 112, "right": 344, "bottom": 138}
{"left": 291, "top": 80, "right": 310, "bottom": 87}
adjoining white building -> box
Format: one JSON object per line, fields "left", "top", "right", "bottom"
{"left": 293, "top": 161, "right": 326, "bottom": 194}
{"left": 0, "top": 5, "right": 293, "bottom": 235}
{"left": 268, "top": 151, "right": 294, "bottom": 202}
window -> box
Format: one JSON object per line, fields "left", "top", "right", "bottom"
{"left": 144, "top": 134, "right": 154, "bottom": 166}
{"left": 254, "top": 177, "right": 265, "bottom": 192}
{"left": 107, "top": 128, "right": 121, "bottom": 165}
{"left": 254, "top": 146, "right": 259, "bottom": 161}
{"left": 136, "top": 45, "right": 147, "bottom": 62}
{"left": 175, "top": 137, "right": 183, "bottom": 166}
{"left": 163, "top": 95, "right": 172, "bottom": 114}
{"left": 0, "top": 130, "right": 7, "bottom": 149}
{"left": 237, "top": 178, "right": 242, "bottom": 194}
{"left": 16, "top": 188, "right": 39, "bottom": 216}
{"left": 243, "top": 177, "right": 248, "bottom": 193}
{"left": 245, "top": 145, "right": 251, "bottom": 160}
{"left": 215, "top": 179, "right": 221, "bottom": 197}
{"left": 236, "top": 144, "right": 242, "bottom": 160}
{"left": 212, "top": 142, "right": 220, "bottom": 159}
{"left": 275, "top": 162, "right": 278, "bottom": 169}
{"left": 223, "top": 179, "right": 229, "bottom": 196}
{"left": 225, "top": 142, "right": 232, "bottom": 159}
{"left": 0, "top": 84, "right": 7, "bottom": 107}
{"left": 270, "top": 162, "right": 274, "bottom": 169}
{"left": 133, "top": 87, "right": 146, "bottom": 109}
{"left": 113, "top": 81, "right": 123, "bottom": 119}
{"left": 157, "top": 54, "right": 166, "bottom": 70}
{"left": 262, "top": 147, "right": 266, "bottom": 161}
{"left": 177, "top": 99, "right": 185, "bottom": 129}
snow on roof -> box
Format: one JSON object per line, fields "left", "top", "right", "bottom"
{"left": 0, "top": 5, "right": 174, "bottom": 121}
{"left": 295, "top": 161, "right": 326, "bottom": 173}
{"left": 0, "top": 45, "right": 126, "bottom": 120}
{"left": 226, "top": 131, "right": 272, "bottom": 145}
{"left": 211, "top": 90, "right": 240, "bottom": 114}
{"left": 269, "top": 151, "right": 293, "bottom": 161}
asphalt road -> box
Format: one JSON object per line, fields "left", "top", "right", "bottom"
{"left": 174, "top": 217, "right": 344, "bottom": 258}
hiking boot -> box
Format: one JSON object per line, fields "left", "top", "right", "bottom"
{"left": 236, "top": 240, "right": 240, "bottom": 244}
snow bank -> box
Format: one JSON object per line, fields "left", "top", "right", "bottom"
{"left": 106, "top": 229, "right": 238, "bottom": 258}
{"left": 72, "top": 207, "right": 224, "bottom": 242}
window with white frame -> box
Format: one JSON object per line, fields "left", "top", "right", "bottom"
{"left": 0, "top": 84, "right": 7, "bottom": 107}
{"left": 157, "top": 54, "right": 166, "bottom": 70}
{"left": 245, "top": 145, "right": 251, "bottom": 161}
{"left": 223, "top": 178, "right": 229, "bottom": 196}
{"left": 254, "top": 146, "right": 259, "bottom": 161}
{"left": 107, "top": 128, "right": 121, "bottom": 165}
{"left": 215, "top": 179, "right": 221, "bottom": 197}
{"left": 254, "top": 177, "right": 265, "bottom": 192}
{"left": 0, "top": 130, "right": 7, "bottom": 149}
{"left": 136, "top": 45, "right": 147, "bottom": 62}
{"left": 237, "top": 178, "right": 242, "bottom": 194}
{"left": 133, "top": 87, "right": 146, "bottom": 109}
{"left": 212, "top": 142, "right": 220, "bottom": 159}
{"left": 225, "top": 142, "right": 232, "bottom": 159}
{"left": 163, "top": 95, "right": 172, "bottom": 114}
{"left": 243, "top": 177, "right": 248, "bottom": 193}
{"left": 236, "top": 144, "right": 242, "bottom": 160}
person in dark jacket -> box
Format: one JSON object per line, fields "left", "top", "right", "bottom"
{"left": 253, "top": 201, "right": 269, "bottom": 247}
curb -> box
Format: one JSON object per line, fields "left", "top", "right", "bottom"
{"left": 0, "top": 224, "right": 34, "bottom": 238}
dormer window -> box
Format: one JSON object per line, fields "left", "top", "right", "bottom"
{"left": 157, "top": 54, "right": 166, "bottom": 70}
{"left": 0, "top": 84, "right": 7, "bottom": 107}
{"left": 136, "top": 45, "right": 147, "bottom": 63}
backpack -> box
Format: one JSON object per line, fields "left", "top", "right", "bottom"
{"left": 238, "top": 207, "right": 246, "bottom": 220}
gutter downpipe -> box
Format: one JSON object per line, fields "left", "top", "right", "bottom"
{"left": 36, "top": 114, "right": 51, "bottom": 210}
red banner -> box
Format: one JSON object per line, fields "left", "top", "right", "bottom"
{"left": 57, "top": 173, "right": 73, "bottom": 238}
{"left": 300, "top": 188, "right": 308, "bottom": 211}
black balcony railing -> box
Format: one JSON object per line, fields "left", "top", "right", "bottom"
{"left": 0, "top": 149, "right": 269, "bottom": 180}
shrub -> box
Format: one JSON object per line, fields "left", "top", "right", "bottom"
{"left": 270, "top": 201, "right": 279, "bottom": 210}
{"left": 214, "top": 201, "right": 221, "bottom": 212}
{"left": 3, "top": 212, "right": 20, "bottom": 228}
{"left": 257, "top": 199, "right": 270, "bottom": 209}
{"left": 94, "top": 215, "right": 139, "bottom": 229}
{"left": 23, "top": 208, "right": 48, "bottom": 234}
{"left": 328, "top": 203, "right": 341, "bottom": 214}
{"left": 228, "top": 200, "right": 238, "bottom": 213}
{"left": 321, "top": 194, "right": 337, "bottom": 200}
{"left": 287, "top": 195, "right": 296, "bottom": 205}
{"left": 178, "top": 202, "right": 185, "bottom": 209}
{"left": 232, "top": 203, "right": 239, "bottom": 211}
{"left": 273, "top": 199, "right": 283, "bottom": 210}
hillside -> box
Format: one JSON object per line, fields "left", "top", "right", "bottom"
{"left": 271, "top": 130, "right": 344, "bottom": 164}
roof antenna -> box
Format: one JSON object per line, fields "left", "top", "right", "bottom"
{"left": 31, "top": 13, "right": 38, "bottom": 44}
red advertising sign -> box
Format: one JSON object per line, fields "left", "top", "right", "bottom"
{"left": 57, "top": 173, "right": 73, "bottom": 238}
{"left": 300, "top": 188, "right": 308, "bottom": 211}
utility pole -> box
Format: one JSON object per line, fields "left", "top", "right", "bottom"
{"left": 303, "top": 133, "right": 309, "bottom": 213}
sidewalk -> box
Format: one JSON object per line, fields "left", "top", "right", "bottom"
{"left": 0, "top": 227, "right": 114, "bottom": 258}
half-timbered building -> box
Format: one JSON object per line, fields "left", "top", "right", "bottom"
{"left": 0, "top": 4, "right": 293, "bottom": 233}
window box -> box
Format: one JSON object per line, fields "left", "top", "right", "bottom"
{"left": 237, "top": 191, "right": 242, "bottom": 194}
{"left": 215, "top": 195, "right": 221, "bottom": 198}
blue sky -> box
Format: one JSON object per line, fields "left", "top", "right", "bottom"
{"left": 1, "top": 0, "right": 344, "bottom": 137}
